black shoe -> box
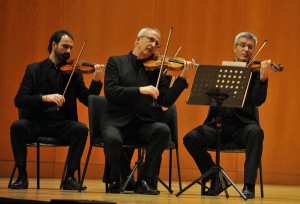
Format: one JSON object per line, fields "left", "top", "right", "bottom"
{"left": 62, "top": 177, "right": 87, "bottom": 191}
{"left": 204, "top": 177, "right": 229, "bottom": 196}
{"left": 205, "top": 185, "right": 222, "bottom": 196}
{"left": 134, "top": 179, "right": 160, "bottom": 195}
{"left": 242, "top": 184, "right": 255, "bottom": 199}
{"left": 108, "top": 181, "right": 121, "bottom": 193}
{"left": 9, "top": 176, "right": 29, "bottom": 189}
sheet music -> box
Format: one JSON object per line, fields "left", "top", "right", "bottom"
{"left": 186, "top": 64, "right": 252, "bottom": 108}
{"left": 222, "top": 61, "right": 246, "bottom": 67}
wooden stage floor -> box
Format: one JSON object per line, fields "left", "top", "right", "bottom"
{"left": 0, "top": 178, "right": 300, "bottom": 204}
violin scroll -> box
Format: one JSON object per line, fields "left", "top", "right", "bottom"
{"left": 270, "top": 62, "right": 284, "bottom": 72}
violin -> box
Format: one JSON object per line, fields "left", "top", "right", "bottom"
{"left": 249, "top": 60, "right": 284, "bottom": 72}
{"left": 143, "top": 53, "right": 185, "bottom": 71}
{"left": 246, "top": 40, "right": 284, "bottom": 72}
{"left": 60, "top": 59, "right": 96, "bottom": 74}
{"left": 143, "top": 53, "right": 199, "bottom": 72}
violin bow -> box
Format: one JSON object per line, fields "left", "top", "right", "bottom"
{"left": 62, "top": 40, "right": 86, "bottom": 96}
{"left": 155, "top": 27, "right": 173, "bottom": 88}
{"left": 53, "top": 40, "right": 86, "bottom": 111}
{"left": 247, "top": 40, "right": 267, "bottom": 67}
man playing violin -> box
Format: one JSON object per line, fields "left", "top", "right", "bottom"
{"left": 183, "top": 32, "right": 273, "bottom": 199}
{"left": 9, "top": 30, "right": 105, "bottom": 190}
{"left": 101, "top": 27, "right": 195, "bottom": 194}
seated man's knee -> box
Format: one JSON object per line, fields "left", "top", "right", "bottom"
{"left": 183, "top": 134, "right": 191, "bottom": 147}
{"left": 183, "top": 130, "right": 199, "bottom": 147}
{"left": 102, "top": 127, "right": 123, "bottom": 149}
{"left": 156, "top": 123, "right": 170, "bottom": 142}
{"left": 183, "top": 127, "right": 212, "bottom": 149}
{"left": 75, "top": 122, "right": 89, "bottom": 138}
{"left": 10, "top": 119, "right": 29, "bottom": 137}
{"left": 248, "top": 125, "right": 264, "bottom": 142}
{"left": 255, "top": 128, "right": 264, "bottom": 142}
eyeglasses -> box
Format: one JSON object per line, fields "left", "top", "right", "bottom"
{"left": 140, "top": 36, "right": 161, "bottom": 48}
{"left": 236, "top": 42, "right": 254, "bottom": 51}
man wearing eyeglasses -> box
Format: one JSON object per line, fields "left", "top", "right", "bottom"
{"left": 183, "top": 32, "right": 273, "bottom": 199}
{"left": 101, "top": 28, "right": 195, "bottom": 194}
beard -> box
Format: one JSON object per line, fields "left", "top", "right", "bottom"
{"left": 55, "top": 49, "right": 70, "bottom": 64}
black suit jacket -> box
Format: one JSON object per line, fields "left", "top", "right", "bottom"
{"left": 101, "top": 53, "right": 188, "bottom": 128}
{"left": 205, "top": 71, "right": 268, "bottom": 125}
{"left": 14, "top": 58, "right": 102, "bottom": 121}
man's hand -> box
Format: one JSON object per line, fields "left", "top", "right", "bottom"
{"left": 42, "top": 94, "right": 65, "bottom": 106}
{"left": 93, "top": 64, "right": 105, "bottom": 81}
{"left": 260, "top": 59, "right": 272, "bottom": 81}
{"left": 139, "top": 85, "right": 159, "bottom": 99}
{"left": 180, "top": 58, "right": 196, "bottom": 79}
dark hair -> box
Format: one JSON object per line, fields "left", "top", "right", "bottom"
{"left": 47, "top": 30, "right": 74, "bottom": 53}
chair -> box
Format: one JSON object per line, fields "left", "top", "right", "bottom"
{"left": 201, "top": 143, "right": 264, "bottom": 197}
{"left": 8, "top": 137, "right": 77, "bottom": 189}
{"left": 79, "top": 95, "right": 107, "bottom": 192}
{"left": 79, "top": 95, "right": 182, "bottom": 193}
{"left": 201, "top": 106, "right": 264, "bottom": 197}
{"left": 157, "top": 104, "right": 182, "bottom": 193}
{"left": 8, "top": 109, "right": 79, "bottom": 189}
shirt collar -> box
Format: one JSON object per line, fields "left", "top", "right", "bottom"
{"left": 45, "top": 58, "right": 57, "bottom": 69}
{"left": 129, "top": 52, "right": 154, "bottom": 64}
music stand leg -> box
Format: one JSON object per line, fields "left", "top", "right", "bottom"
{"left": 219, "top": 168, "right": 247, "bottom": 200}
{"left": 157, "top": 176, "right": 173, "bottom": 194}
{"left": 175, "top": 166, "right": 216, "bottom": 197}
{"left": 120, "top": 161, "right": 138, "bottom": 192}
{"left": 176, "top": 166, "right": 247, "bottom": 200}
{"left": 217, "top": 169, "right": 229, "bottom": 198}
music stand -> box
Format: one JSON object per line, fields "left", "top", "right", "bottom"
{"left": 175, "top": 64, "right": 252, "bottom": 200}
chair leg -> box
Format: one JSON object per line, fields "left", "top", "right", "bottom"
{"left": 104, "top": 159, "right": 109, "bottom": 193}
{"left": 175, "top": 147, "right": 182, "bottom": 191}
{"left": 79, "top": 145, "right": 93, "bottom": 192}
{"left": 37, "top": 142, "right": 40, "bottom": 189}
{"left": 78, "top": 166, "right": 81, "bottom": 183}
{"left": 169, "top": 149, "right": 172, "bottom": 189}
{"left": 8, "top": 164, "right": 17, "bottom": 188}
{"left": 201, "top": 181, "right": 206, "bottom": 195}
{"left": 259, "top": 160, "right": 264, "bottom": 197}
{"left": 137, "top": 148, "right": 143, "bottom": 176}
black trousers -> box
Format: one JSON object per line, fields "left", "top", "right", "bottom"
{"left": 10, "top": 119, "right": 88, "bottom": 172}
{"left": 183, "top": 122, "right": 264, "bottom": 185}
{"left": 102, "top": 118, "right": 170, "bottom": 183}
